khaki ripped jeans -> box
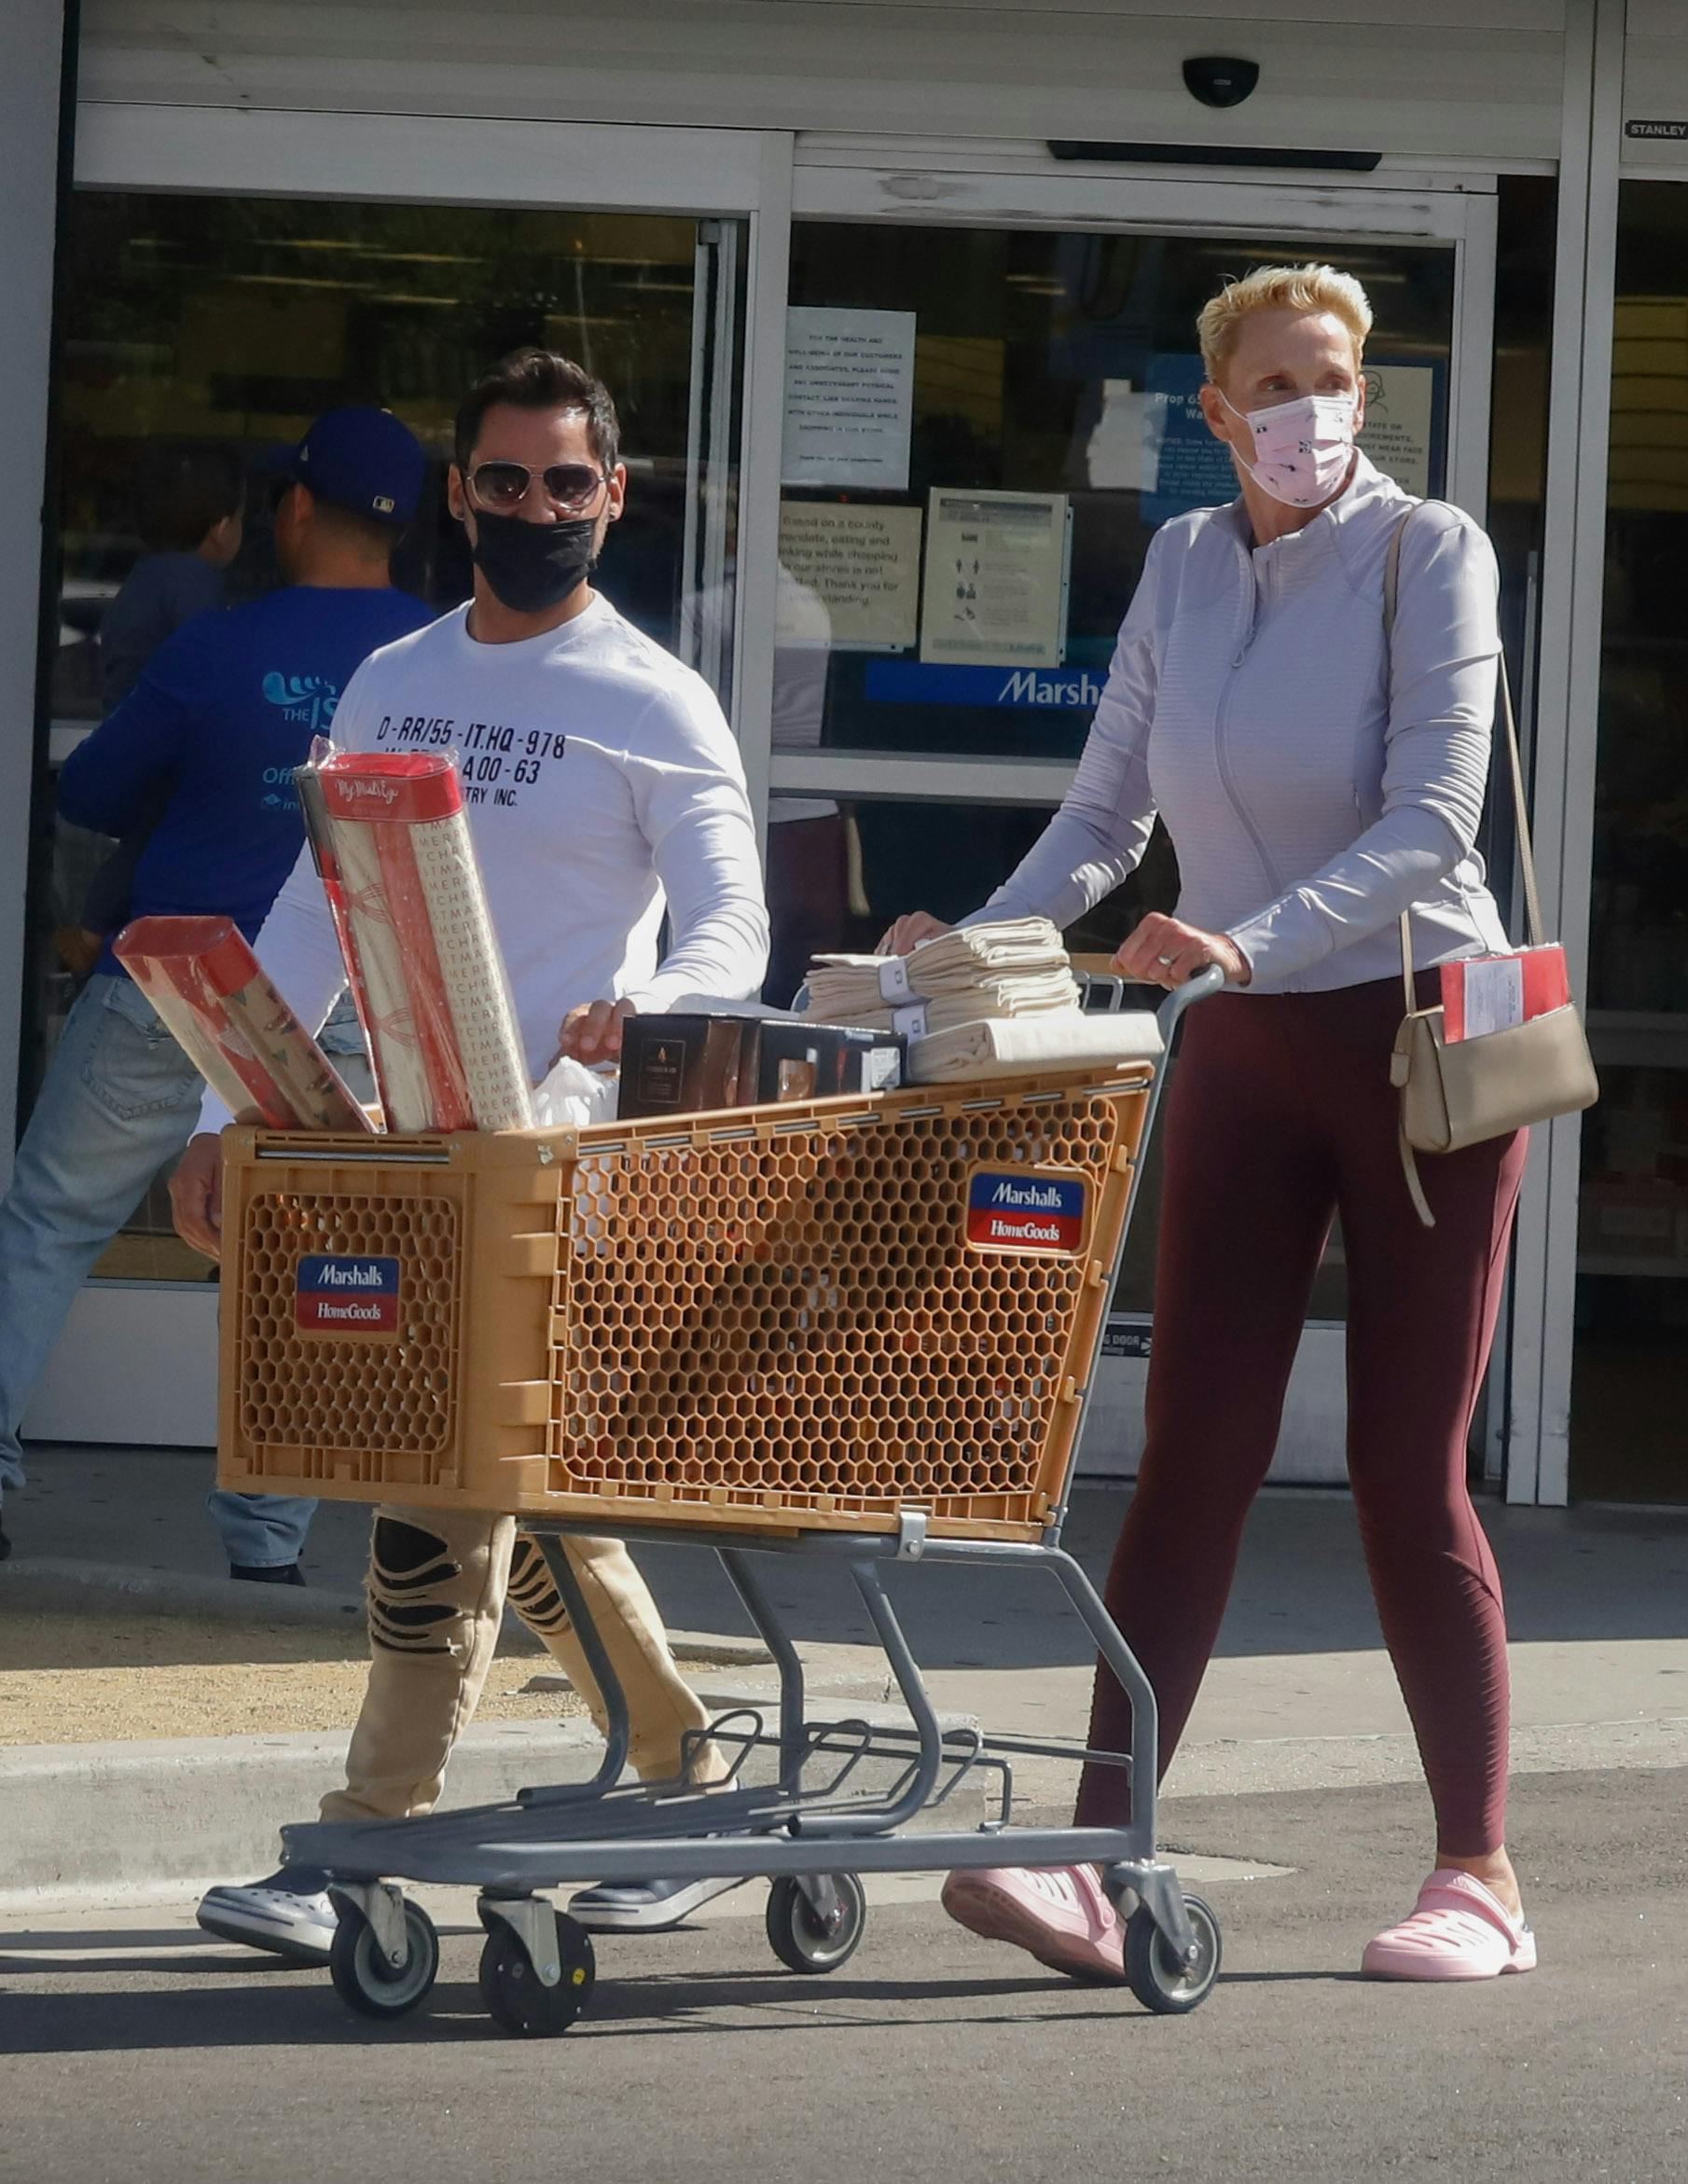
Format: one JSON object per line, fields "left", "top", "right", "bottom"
{"left": 320, "top": 1506, "right": 724, "bottom": 1825}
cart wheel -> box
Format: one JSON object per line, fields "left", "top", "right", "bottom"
{"left": 766, "top": 1874, "right": 866, "bottom": 1975}
{"left": 327, "top": 1897, "right": 439, "bottom": 2021}
{"left": 478, "top": 1910, "right": 595, "bottom": 2039}
{"left": 1124, "top": 1892, "right": 1222, "bottom": 2015}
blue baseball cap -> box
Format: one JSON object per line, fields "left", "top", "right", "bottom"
{"left": 259, "top": 407, "right": 427, "bottom": 528}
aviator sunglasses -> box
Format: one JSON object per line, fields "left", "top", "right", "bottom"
{"left": 464, "top": 461, "right": 612, "bottom": 515}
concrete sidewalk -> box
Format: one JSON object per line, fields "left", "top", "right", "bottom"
{"left": 4, "top": 1443, "right": 1687, "bottom": 1901}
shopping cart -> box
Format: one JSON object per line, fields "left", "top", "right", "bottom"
{"left": 218, "top": 969, "right": 1223, "bottom": 2035}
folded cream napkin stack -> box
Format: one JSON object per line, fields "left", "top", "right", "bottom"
{"left": 804, "top": 917, "right": 1083, "bottom": 1036}
{"left": 908, "top": 1012, "right": 1163, "bottom": 1084}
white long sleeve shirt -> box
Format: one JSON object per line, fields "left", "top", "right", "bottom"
{"left": 200, "top": 592, "right": 768, "bottom": 1129}
{"left": 970, "top": 452, "right": 1512, "bottom": 993}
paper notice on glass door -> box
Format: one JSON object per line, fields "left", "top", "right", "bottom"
{"left": 1359, "top": 364, "right": 1436, "bottom": 497}
{"left": 919, "top": 490, "right": 1071, "bottom": 670}
{"left": 782, "top": 308, "right": 917, "bottom": 491}
{"left": 777, "top": 502, "right": 922, "bottom": 651}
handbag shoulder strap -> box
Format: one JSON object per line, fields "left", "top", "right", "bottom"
{"left": 1383, "top": 505, "right": 1545, "bottom": 1019}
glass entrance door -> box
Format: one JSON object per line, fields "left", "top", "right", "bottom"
{"left": 22, "top": 112, "right": 760, "bottom": 1446}
{"left": 1570, "top": 176, "right": 1688, "bottom": 1503}
{"left": 762, "top": 162, "right": 1498, "bottom": 1482}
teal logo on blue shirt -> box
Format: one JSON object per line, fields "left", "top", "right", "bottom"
{"left": 262, "top": 670, "right": 339, "bottom": 734}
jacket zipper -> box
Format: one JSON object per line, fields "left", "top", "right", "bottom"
{"left": 1212, "top": 541, "right": 1286, "bottom": 900}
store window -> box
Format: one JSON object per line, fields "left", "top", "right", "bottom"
{"left": 762, "top": 791, "right": 1046, "bottom": 1001}
{"left": 774, "top": 220, "right": 1456, "bottom": 771}
{"left": 768, "top": 221, "right": 1461, "bottom": 990}
{"left": 1572, "top": 178, "right": 1688, "bottom": 1502}
{"left": 767, "top": 214, "right": 1462, "bottom": 1339}
{"left": 35, "top": 190, "right": 740, "bottom": 1280}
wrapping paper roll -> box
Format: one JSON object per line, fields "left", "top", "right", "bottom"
{"left": 296, "top": 758, "right": 386, "bottom": 1129}
{"left": 113, "top": 916, "right": 370, "bottom": 1131}
{"left": 303, "top": 750, "right": 533, "bottom": 1134}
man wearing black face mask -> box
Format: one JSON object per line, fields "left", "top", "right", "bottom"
{"left": 183, "top": 351, "right": 770, "bottom": 1961}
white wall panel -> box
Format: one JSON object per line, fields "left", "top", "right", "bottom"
{"left": 1625, "top": 0, "right": 1688, "bottom": 175}
{"left": 23, "top": 1285, "right": 217, "bottom": 1448}
{"left": 76, "top": 105, "right": 769, "bottom": 210}
{"left": 81, "top": 1, "right": 1569, "bottom": 163}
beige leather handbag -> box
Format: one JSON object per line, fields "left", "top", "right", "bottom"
{"left": 1384, "top": 511, "right": 1598, "bottom": 1226}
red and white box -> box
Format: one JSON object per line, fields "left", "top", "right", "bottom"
{"left": 114, "top": 915, "right": 370, "bottom": 1132}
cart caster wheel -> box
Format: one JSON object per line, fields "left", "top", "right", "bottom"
{"left": 766, "top": 1873, "right": 866, "bottom": 1975}
{"left": 1125, "top": 1891, "right": 1222, "bottom": 2015}
{"left": 478, "top": 1909, "right": 595, "bottom": 2039}
{"left": 327, "top": 1897, "right": 439, "bottom": 2021}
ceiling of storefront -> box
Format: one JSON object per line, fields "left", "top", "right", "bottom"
{"left": 81, "top": 1, "right": 1570, "bottom": 165}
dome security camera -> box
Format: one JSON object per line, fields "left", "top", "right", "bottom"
{"left": 1183, "top": 56, "right": 1261, "bottom": 109}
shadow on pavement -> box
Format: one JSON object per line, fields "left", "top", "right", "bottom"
{"left": 0, "top": 1965, "right": 1246, "bottom": 2053}
{"left": 12, "top": 1449, "right": 1688, "bottom": 1677}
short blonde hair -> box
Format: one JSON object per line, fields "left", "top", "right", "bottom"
{"left": 1197, "top": 263, "right": 1373, "bottom": 381}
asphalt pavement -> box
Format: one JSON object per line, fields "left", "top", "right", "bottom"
{"left": 7, "top": 1450, "right": 1687, "bottom": 2178}
{"left": 3, "top": 1766, "right": 1683, "bottom": 2184}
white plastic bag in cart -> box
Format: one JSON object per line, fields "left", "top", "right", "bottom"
{"left": 532, "top": 1056, "right": 618, "bottom": 1128}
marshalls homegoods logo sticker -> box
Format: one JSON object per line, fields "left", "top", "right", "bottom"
{"left": 965, "top": 1170, "right": 1086, "bottom": 1253}
{"left": 296, "top": 1254, "right": 401, "bottom": 1334}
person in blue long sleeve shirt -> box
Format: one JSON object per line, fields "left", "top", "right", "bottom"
{"left": 60, "top": 575, "right": 431, "bottom": 970}
{"left": 0, "top": 408, "right": 435, "bottom": 1568}
{"left": 69, "top": 444, "right": 248, "bottom": 966}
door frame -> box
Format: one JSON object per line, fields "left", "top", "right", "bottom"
{"left": 23, "top": 102, "right": 794, "bottom": 1448}
{"left": 764, "top": 148, "right": 1501, "bottom": 1484}
{"left": 1501, "top": 0, "right": 1625, "bottom": 1506}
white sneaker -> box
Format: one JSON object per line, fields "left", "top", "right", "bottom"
{"left": 196, "top": 1866, "right": 339, "bottom": 1964}
{"left": 566, "top": 1875, "right": 741, "bottom": 1932}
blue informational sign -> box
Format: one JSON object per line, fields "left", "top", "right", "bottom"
{"left": 1140, "top": 353, "right": 1238, "bottom": 529}
{"left": 864, "top": 661, "right": 1106, "bottom": 711}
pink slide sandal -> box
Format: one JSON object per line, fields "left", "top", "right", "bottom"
{"left": 941, "top": 1863, "right": 1129, "bottom": 1983}
{"left": 1362, "top": 1870, "right": 1538, "bottom": 1982}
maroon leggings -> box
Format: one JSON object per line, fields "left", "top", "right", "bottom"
{"left": 1075, "top": 975, "right": 1527, "bottom": 1856}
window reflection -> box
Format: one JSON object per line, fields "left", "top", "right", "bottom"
{"left": 1574, "top": 178, "right": 1688, "bottom": 1501}
{"left": 780, "top": 220, "right": 1456, "bottom": 767}
{"left": 38, "top": 191, "right": 736, "bottom": 1279}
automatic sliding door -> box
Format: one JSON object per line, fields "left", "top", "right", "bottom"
{"left": 27, "top": 181, "right": 749, "bottom": 1444}
{"left": 768, "top": 198, "right": 1473, "bottom": 1480}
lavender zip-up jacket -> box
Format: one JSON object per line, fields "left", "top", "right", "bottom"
{"left": 972, "top": 452, "right": 1512, "bottom": 993}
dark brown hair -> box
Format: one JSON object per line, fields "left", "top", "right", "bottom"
{"left": 453, "top": 349, "right": 620, "bottom": 474}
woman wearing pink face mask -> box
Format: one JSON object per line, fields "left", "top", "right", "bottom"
{"left": 883, "top": 264, "right": 1533, "bottom": 1985}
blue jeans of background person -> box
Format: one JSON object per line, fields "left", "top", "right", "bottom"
{"left": 207, "top": 1484, "right": 318, "bottom": 1569}
{"left": 0, "top": 972, "right": 317, "bottom": 1569}
{"left": 0, "top": 974, "right": 201, "bottom": 1499}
